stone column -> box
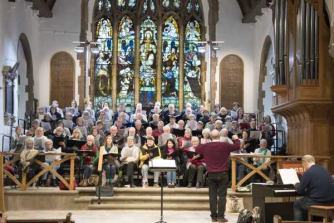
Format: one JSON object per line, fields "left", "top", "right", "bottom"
{"left": 134, "top": 24, "right": 140, "bottom": 105}
{"left": 157, "top": 25, "right": 163, "bottom": 104}
{"left": 179, "top": 25, "right": 185, "bottom": 112}
{"left": 112, "top": 23, "right": 118, "bottom": 111}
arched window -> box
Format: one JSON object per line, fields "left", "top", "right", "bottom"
{"left": 93, "top": 0, "right": 205, "bottom": 111}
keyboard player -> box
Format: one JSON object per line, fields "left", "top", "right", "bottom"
{"left": 294, "top": 155, "right": 334, "bottom": 221}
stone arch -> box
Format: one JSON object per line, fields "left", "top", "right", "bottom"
{"left": 17, "top": 33, "right": 34, "bottom": 115}
{"left": 257, "top": 35, "right": 273, "bottom": 120}
{"left": 219, "top": 54, "right": 244, "bottom": 110}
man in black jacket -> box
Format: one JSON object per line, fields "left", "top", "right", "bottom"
{"left": 294, "top": 155, "right": 334, "bottom": 221}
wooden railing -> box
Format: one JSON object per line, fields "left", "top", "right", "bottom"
{"left": 0, "top": 153, "right": 5, "bottom": 213}
{"left": 1, "top": 152, "right": 76, "bottom": 191}
{"left": 230, "top": 154, "right": 331, "bottom": 192}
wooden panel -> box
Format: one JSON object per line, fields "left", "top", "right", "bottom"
{"left": 50, "top": 52, "right": 75, "bottom": 108}
{"left": 220, "top": 55, "right": 244, "bottom": 110}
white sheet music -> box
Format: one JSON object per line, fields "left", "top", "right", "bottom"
{"left": 279, "top": 169, "right": 300, "bottom": 185}
{"left": 150, "top": 159, "right": 176, "bottom": 168}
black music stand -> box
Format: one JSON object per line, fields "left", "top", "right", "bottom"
{"left": 150, "top": 160, "right": 177, "bottom": 223}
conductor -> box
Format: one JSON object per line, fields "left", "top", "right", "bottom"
{"left": 196, "top": 129, "right": 240, "bottom": 223}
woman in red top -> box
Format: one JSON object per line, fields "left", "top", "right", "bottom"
{"left": 258, "top": 115, "right": 276, "bottom": 149}
{"left": 80, "top": 135, "right": 98, "bottom": 187}
{"left": 187, "top": 137, "right": 205, "bottom": 188}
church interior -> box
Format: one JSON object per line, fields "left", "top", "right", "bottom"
{"left": 0, "top": 0, "right": 334, "bottom": 222}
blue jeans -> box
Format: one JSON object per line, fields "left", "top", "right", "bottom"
{"left": 103, "top": 163, "right": 117, "bottom": 179}
{"left": 294, "top": 196, "right": 328, "bottom": 221}
{"left": 42, "top": 161, "right": 60, "bottom": 180}
{"left": 166, "top": 171, "right": 176, "bottom": 184}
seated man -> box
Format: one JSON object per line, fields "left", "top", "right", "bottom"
{"left": 294, "top": 155, "right": 334, "bottom": 221}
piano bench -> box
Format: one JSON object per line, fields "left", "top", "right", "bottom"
{"left": 308, "top": 205, "right": 334, "bottom": 222}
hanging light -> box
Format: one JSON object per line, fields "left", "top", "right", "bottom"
{"left": 75, "top": 46, "right": 85, "bottom": 53}
{"left": 198, "top": 46, "right": 206, "bottom": 54}
{"left": 90, "top": 47, "right": 100, "bottom": 54}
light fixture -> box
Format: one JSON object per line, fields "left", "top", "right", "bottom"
{"left": 75, "top": 46, "right": 84, "bottom": 53}
{"left": 90, "top": 47, "right": 100, "bottom": 54}
{"left": 213, "top": 46, "right": 221, "bottom": 51}
{"left": 198, "top": 46, "right": 206, "bottom": 54}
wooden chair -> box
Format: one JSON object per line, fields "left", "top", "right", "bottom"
{"left": 308, "top": 205, "right": 334, "bottom": 222}
{"left": 7, "top": 212, "right": 74, "bottom": 223}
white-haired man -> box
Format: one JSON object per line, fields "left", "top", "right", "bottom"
{"left": 294, "top": 155, "right": 334, "bottom": 221}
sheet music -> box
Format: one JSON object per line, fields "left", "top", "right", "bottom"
{"left": 250, "top": 131, "right": 261, "bottom": 139}
{"left": 279, "top": 169, "right": 300, "bottom": 185}
{"left": 150, "top": 159, "right": 176, "bottom": 168}
{"left": 63, "top": 120, "right": 74, "bottom": 129}
{"left": 41, "top": 122, "right": 51, "bottom": 131}
{"left": 182, "top": 140, "right": 192, "bottom": 149}
{"left": 17, "top": 136, "right": 26, "bottom": 145}
{"left": 45, "top": 148, "right": 62, "bottom": 163}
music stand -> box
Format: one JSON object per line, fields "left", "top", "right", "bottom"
{"left": 150, "top": 160, "right": 177, "bottom": 223}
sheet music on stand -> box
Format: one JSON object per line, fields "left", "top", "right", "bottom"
{"left": 278, "top": 169, "right": 300, "bottom": 185}
{"left": 149, "top": 159, "right": 177, "bottom": 171}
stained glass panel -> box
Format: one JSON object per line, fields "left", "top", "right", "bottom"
{"left": 195, "top": 0, "right": 200, "bottom": 12}
{"left": 129, "top": 0, "right": 136, "bottom": 8}
{"left": 118, "top": 0, "right": 125, "bottom": 7}
{"left": 117, "top": 16, "right": 135, "bottom": 107}
{"left": 139, "top": 17, "right": 158, "bottom": 107}
{"left": 162, "top": 16, "right": 180, "bottom": 108}
{"left": 96, "top": 0, "right": 103, "bottom": 14}
{"left": 174, "top": 0, "right": 180, "bottom": 8}
{"left": 162, "top": 0, "right": 169, "bottom": 8}
{"left": 184, "top": 19, "right": 202, "bottom": 108}
{"left": 106, "top": 0, "right": 112, "bottom": 12}
{"left": 143, "top": 0, "right": 155, "bottom": 14}
{"left": 187, "top": 1, "right": 192, "bottom": 13}
{"left": 94, "top": 17, "right": 113, "bottom": 108}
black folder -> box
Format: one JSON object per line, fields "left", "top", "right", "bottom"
{"left": 186, "top": 151, "right": 204, "bottom": 160}
{"left": 76, "top": 150, "right": 96, "bottom": 156}
{"left": 172, "top": 129, "right": 185, "bottom": 137}
{"left": 66, "top": 140, "right": 87, "bottom": 149}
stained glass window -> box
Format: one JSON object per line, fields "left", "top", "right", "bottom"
{"left": 106, "top": 0, "right": 112, "bottom": 12}
{"left": 174, "top": 0, "right": 180, "bottom": 8}
{"left": 195, "top": 0, "right": 200, "bottom": 12}
{"left": 139, "top": 17, "right": 158, "bottom": 107}
{"left": 118, "top": 0, "right": 125, "bottom": 8}
{"left": 162, "top": 0, "right": 169, "bottom": 8}
{"left": 162, "top": 16, "right": 180, "bottom": 107}
{"left": 184, "top": 18, "right": 202, "bottom": 108}
{"left": 97, "top": 0, "right": 103, "bottom": 14}
{"left": 117, "top": 16, "right": 135, "bottom": 107}
{"left": 143, "top": 0, "right": 155, "bottom": 13}
{"left": 94, "top": 17, "right": 113, "bottom": 108}
{"left": 187, "top": 1, "right": 192, "bottom": 13}
{"left": 129, "top": 0, "right": 136, "bottom": 8}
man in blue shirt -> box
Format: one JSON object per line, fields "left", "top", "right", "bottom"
{"left": 294, "top": 155, "right": 334, "bottom": 221}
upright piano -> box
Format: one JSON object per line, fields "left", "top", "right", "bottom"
{"left": 252, "top": 184, "right": 298, "bottom": 223}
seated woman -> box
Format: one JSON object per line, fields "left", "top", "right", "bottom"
{"left": 33, "top": 127, "right": 48, "bottom": 151}
{"left": 74, "top": 117, "right": 88, "bottom": 139}
{"left": 252, "top": 139, "right": 272, "bottom": 182}
{"left": 120, "top": 136, "right": 140, "bottom": 188}
{"left": 201, "top": 128, "right": 211, "bottom": 144}
{"left": 91, "top": 126, "right": 104, "bottom": 148}
{"left": 41, "top": 139, "right": 61, "bottom": 187}
{"left": 220, "top": 129, "right": 233, "bottom": 144}
{"left": 177, "top": 128, "right": 193, "bottom": 163}
{"left": 49, "top": 106, "right": 62, "bottom": 124}
{"left": 101, "top": 135, "right": 119, "bottom": 186}
{"left": 218, "top": 107, "right": 228, "bottom": 123}
{"left": 80, "top": 135, "right": 98, "bottom": 187}
{"left": 69, "top": 100, "right": 82, "bottom": 123}
{"left": 20, "top": 137, "right": 39, "bottom": 174}
{"left": 230, "top": 139, "right": 247, "bottom": 183}
{"left": 54, "top": 120, "right": 71, "bottom": 137}
{"left": 52, "top": 127, "right": 67, "bottom": 151}
{"left": 185, "top": 114, "right": 197, "bottom": 131}
{"left": 186, "top": 137, "right": 206, "bottom": 188}
{"left": 162, "top": 139, "right": 179, "bottom": 188}
{"left": 229, "top": 121, "right": 242, "bottom": 136}
{"left": 139, "top": 136, "right": 162, "bottom": 188}
{"left": 259, "top": 115, "right": 276, "bottom": 149}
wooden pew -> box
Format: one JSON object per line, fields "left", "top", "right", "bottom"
{"left": 7, "top": 212, "right": 74, "bottom": 223}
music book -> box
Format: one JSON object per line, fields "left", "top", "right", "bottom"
{"left": 192, "top": 130, "right": 203, "bottom": 138}
{"left": 53, "top": 136, "right": 65, "bottom": 148}
{"left": 167, "top": 150, "right": 179, "bottom": 159}
{"left": 63, "top": 120, "right": 74, "bottom": 129}
{"left": 172, "top": 129, "right": 185, "bottom": 137}
{"left": 76, "top": 150, "right": 96, "bottom": 156}
{"left": 250, "top": 131, "right": 261, "bottom": 139}
{"left": 113, "top": 137, "right": 124, "bottom": 146}
{"left": 278, "top": 169, "right": 300, "bottom": 185}
{"left": 66, "top": 139, "right": 87, "bottom": 148}
{"left": 34, "top": 138, "right": 44, "bottom": 149}
{"left": 118, "top": 128, "right": 126, "bottom": 137}
{"left": 245, "top": 138, "right": 257, "bottom": 146}
{"left": 103, "top": 152, "right": 119, "bottom": 158}
{"left": 45, "top": 148, "right": 62, "bottom": 163}
{"left": 76, "top": 126, "right": 88, "bottom": 136}
{"left": 239, "top": 122, "right": 250, "bottom": 130}
{"left": 41, "top": 122, "right": 52, "bottom": 131}
{"left": 148, "top": 147, "right": 160, "bottom": 159}
{"left": 181, "top": 140, "right": 192, "bottom": 149}
{"left": 161, "top": 133, "right": 173, "bottom": 143}
{"left": 149, "top": 159, "right": 177, "bottom": 169}
{"left": 65, "top": 107, "right": 78, "bottom": 116}
{"left": 224, "top": 122, "right": 232, "bottom": 130}
{"left": 186, "top": 151, "right": 204, "bottom": 160}
{"left": 103, "top": 122, "right": 112, "bottom": 131}
{"left": 17, "top": 136, "right": 26, "bottom": 145}
{"left": 83, "top": 119, "right": 94, "bottom": 127}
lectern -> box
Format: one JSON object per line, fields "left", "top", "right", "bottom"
{"left": 150, "top": 159, "right": 177, "bottom": 223}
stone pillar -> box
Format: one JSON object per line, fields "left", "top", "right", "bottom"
{"left": 78, "top": 0, "right": 89, "bottom": 109}
{"left": 134, "top": 24, "right": 140, "bottom": 105}
{"left": 179, "top": 25, "right": 185, "bottom": 112}
{"left": 112, "top": 23, "right": 119, "bottom": 111}
{"left": 157, "top": 25, "right": 163, "bottom": 104}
